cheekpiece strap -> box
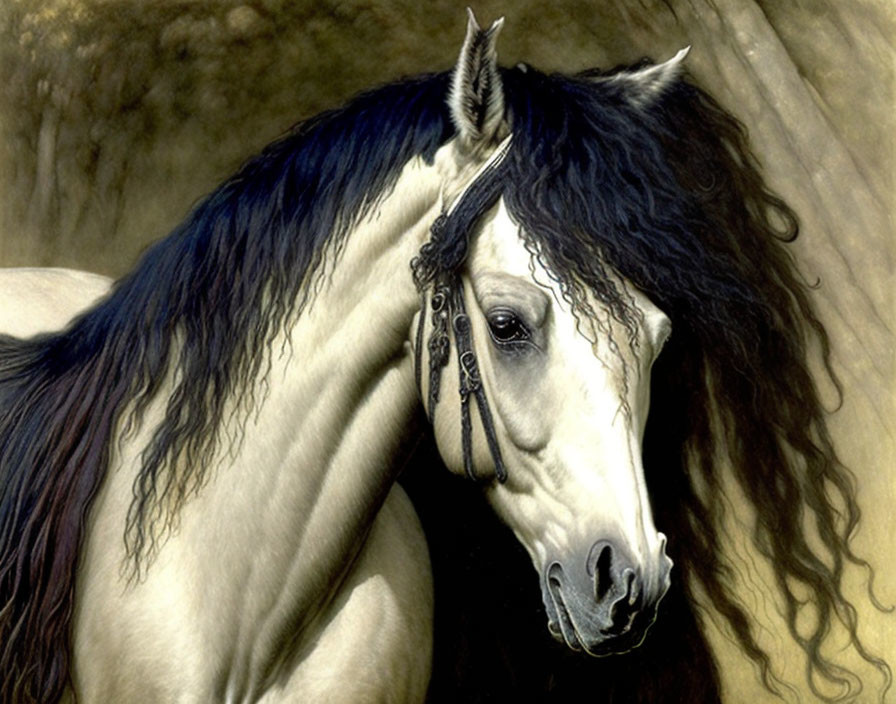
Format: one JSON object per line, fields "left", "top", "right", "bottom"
{"left": 449, "top": 279, "right": 508, "bottom": 483}
{"left": 413, "top": 274, "right": 508, "bottom": 484}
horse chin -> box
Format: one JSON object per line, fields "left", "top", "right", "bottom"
{"left": 547, "top": 609, "right": 656, "bottom": 657}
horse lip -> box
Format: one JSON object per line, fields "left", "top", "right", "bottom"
{"left": 545, "top": 570, "right": 643, "bottom": 655}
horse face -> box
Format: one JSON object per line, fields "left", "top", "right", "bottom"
{"left": 418, "top": 8, "right": 673, "bottom": 656}
{"left": 424, "top": 199, "right": 673, "bottom": 655}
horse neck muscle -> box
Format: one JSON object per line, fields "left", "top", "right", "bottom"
{"left": 73, "top": 155, "right": 441, "bottom": 699}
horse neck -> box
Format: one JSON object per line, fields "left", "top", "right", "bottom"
{"left": 81, "top": 155, "right": 442, "bottom": 697}
{"left": 211, "top": 156, "right": 438, "bottom": 593}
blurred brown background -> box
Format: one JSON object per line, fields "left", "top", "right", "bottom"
{"left": 0, "top": 1, "right": 892, "bottom": 701}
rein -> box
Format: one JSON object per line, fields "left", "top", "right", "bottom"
{"left": 413, "top": 143, "right": 511, "bottom": 484}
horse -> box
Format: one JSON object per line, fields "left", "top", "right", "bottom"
{"left": 0, "top": 11, "right": 889, "bottom": 703}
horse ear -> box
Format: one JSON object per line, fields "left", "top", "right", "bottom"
{"left": 449, "top": 8, "right": 507, "bottom": 152}
{"left": 604, "top": 47, "right": 690, "bottom": 108}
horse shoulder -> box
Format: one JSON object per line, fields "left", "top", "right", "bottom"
{"left": 0, "top": 266, "right": 112, "bottom": 336}
{"left": 269, "top": 484, "right": 434, "bottom": 704}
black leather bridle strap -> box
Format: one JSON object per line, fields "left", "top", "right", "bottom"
{"left": 450, "top": 279, "right": 508, "bottom": 483}
{"left": 425, "top": 283, "right": 451, "bottom": 419}
{"left": 412, "top": 275, "right": 508, "bottom": 484}
{"left": 412, "top": 136, "right": 513, "bottom": 483}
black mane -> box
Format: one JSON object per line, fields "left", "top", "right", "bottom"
{"left": 0, "top": 71, "right": 453, "bottom": 703}
{"left": 0, "top": 56, "right": 888, "bottom": 704}
{"left": 413, "top": 63, "right": 890, "bottom": 701}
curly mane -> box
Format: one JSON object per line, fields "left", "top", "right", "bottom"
{"left": 503, "top": 63, "right": 891, "bottom": 701}
{"left": 413, "top": 62, "right": 890, "bottom": 700}
{"left": 0, "top": 72, "right": 453, "bottom": 703}
{"left": 0, "top": 51, "right": 888, "bottom": 703}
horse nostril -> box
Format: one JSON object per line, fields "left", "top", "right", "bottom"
{"left": 587, "top": 540, "right": 617, "bottom": 602}
{"left": 596, "top": 545, "right": 613, "bottom": 601}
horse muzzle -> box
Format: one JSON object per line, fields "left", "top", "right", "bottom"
{"left": 541, "top": 535, "right": 672, "bottom": 656}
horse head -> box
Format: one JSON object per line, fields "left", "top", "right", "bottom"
{"left": 413, "top": 11, "right": 684, "bottom": 656}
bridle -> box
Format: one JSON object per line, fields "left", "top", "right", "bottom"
{"left": 414, "top": 272, "right": 508, "bottom": 484}
{"left": 413, "top": 142, "right": 511, "bottom": 484}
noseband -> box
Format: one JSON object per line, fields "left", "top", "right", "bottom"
{"left": 412, "top": 146, "right": 511, "bottom": 484}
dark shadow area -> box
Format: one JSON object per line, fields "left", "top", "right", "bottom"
{"left": 401, "top": 428, "right": 723, "bottom": 704}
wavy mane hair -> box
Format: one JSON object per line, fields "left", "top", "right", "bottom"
{"left": 0, "top": 57, "right": 888, "bottom": 703}
{"left": 0, "top": 72, "right": 453, "bottom": 703}
{"left": 413, "top": 63, "right": 890, "bottom": 701}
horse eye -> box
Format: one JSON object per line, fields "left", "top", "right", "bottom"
{"left": 487, "top": 309, "right": 530, "bottom": 345}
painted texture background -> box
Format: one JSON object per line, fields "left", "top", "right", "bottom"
{"left": 0, "top": 1, "right": 892, "bottom": 701}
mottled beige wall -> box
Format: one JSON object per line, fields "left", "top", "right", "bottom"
{"left": 1, "top": 1, "right": 892, "bottom": 701}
